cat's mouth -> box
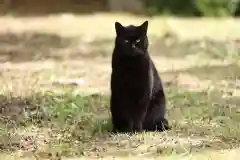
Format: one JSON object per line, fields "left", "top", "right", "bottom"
{"left": 132, "top": 44, "right": 145, "bottom": 54}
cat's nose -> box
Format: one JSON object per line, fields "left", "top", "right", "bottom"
{"left": 132, "top": 44, "right": 136, "bottom": 48}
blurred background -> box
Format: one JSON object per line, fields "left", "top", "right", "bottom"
{"left": 0, "top": 0, "right": 239, "bottom": 62}
{"left": 0, "top": 0, "right": 239, "bottom": 93}
{"left": 0, "top": 0, "right": 239, "bottom": 90}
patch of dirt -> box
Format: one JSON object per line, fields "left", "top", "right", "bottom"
{"left": 0, "top": 54, "right": 235, "bottom": 97}
{"left": 174, "top": 73, "right": 211, "bottom": 91}
{"left": 0, "top": 56, "right": 222, "bottom": 96}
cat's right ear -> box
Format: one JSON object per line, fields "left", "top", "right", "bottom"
{"left": 115, "top": 22, "right": 123, "bottom": 35}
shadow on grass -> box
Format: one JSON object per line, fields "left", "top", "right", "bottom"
{"left": 0, "top": 32, "right": 113, "bottom": 62}
{"left": 150, "top": 37, "right": 239, "bottom": 59}
{"left": 0, "top": 31, "right": 237, "bottom": 63}
{"left": 164, "top": 63, "right": 240, "bottom": 81}
{"left": 0, "top": 85, "right": 239, "bottom": 158}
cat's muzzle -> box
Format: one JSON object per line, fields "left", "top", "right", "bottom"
{"left": 132, "top": 45, "right": 145, "bottom": 55}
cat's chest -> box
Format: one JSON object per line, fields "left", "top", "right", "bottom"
{"left": 117, "top": 63, "right": 150, "bottom": 85}
{"left": 118, "top": 62, "right": 149, "bottom": 78}
{"left": 117, "top": 56, "right": 149, "bottom": 70}
{"left": 112, "top": 55, "right": 151, "bottom": 84}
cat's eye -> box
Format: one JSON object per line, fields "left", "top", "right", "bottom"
{"left": 136, "top": 39, "right": 141, "bottom": 43}
{"left": 124, "top": 40, "right": 129, "bottom": 43}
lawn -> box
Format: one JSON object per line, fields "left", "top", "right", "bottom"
{"left": 0, "top": 13, "right": 239, "bottom": 160}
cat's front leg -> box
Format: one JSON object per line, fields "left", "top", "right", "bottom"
{"left": 132, "top": 120, "right": 143, "bottom": 132}
{"left": 132, "top": 110, "right": 147, "bottom": 133}
{"left": 123, "top": 120, "right": 134, "bottom": 133}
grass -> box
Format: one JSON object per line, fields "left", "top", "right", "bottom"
{"left": 0, "top": 13, "right": 239, "bottom": 159}
{"left": 0, "top": 85, "right": 239, "bottom": 159}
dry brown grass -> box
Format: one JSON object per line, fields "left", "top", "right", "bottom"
{"left": 0, "top": 14, "right": 239, "bottom": 159}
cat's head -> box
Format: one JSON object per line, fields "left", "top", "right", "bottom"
{"left": 114, "top": 21, "right": 149, "bottom": 55}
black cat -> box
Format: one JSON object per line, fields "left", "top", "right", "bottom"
{"left": 110, "top": 20, "right": 170, "bottom": 133}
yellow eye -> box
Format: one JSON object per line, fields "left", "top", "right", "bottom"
{"left": 136, "top": 39, "right": 141, "bottom": 43}
{"left": 124, "top": 40, "right": 129, "bottom": 43}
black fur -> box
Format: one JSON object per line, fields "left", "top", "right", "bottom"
{"left": 110, "top": 21, "right": 170, "bottom": 133}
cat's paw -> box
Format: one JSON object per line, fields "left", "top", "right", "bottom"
{"left": 157, "top": 118, "right": 171, "bottom": 131}
{"left": 143, "top": 118, "right": 171, "bottom": 132}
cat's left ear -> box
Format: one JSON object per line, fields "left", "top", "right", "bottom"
{"left": 115, "top": 21, "right": 124, "bottom": 36}
{"left": 139, "top": 20, "right": 148, "bottom": 35}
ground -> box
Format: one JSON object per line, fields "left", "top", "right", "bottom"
{"left": 0, "top": 13, "right": 239, "bottom": 160}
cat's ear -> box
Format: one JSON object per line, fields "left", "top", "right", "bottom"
{"left": 139, "top": 20, "right": 148, "bottom": 35}
{"left": 115, "top": 22, "right": 124, "bottom": 35}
